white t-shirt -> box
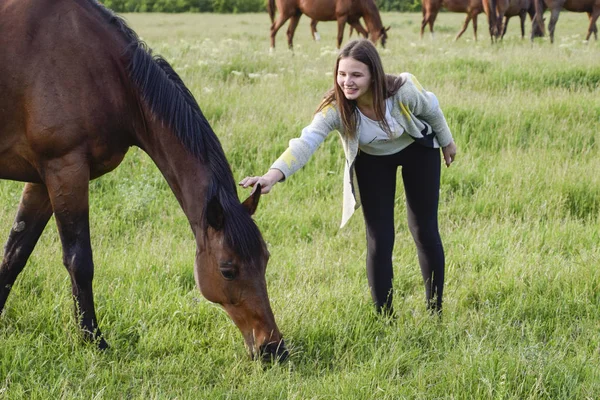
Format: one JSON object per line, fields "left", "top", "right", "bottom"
{"left": 357, "top": 98, "right": 413, "bottom": 156}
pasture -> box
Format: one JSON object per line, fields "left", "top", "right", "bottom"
{"left": 1, "top": 11, "right": 599, "bottom": 399}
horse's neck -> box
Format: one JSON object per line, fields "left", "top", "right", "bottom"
{"left": 361, "top": 0, "right": 383, "bottom": 30}
{"left": 138, "top": 118, "right": 210, "bottom": 230}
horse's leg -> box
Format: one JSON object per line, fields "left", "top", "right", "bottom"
{"left": 351, "top": 21, "right": 369, "bottom": 38}
{"left": 420, "top": 9, "right": 427, "bottom": 38}
{"left": 483, "top": 0, "right": 496, "bottom": 42}
{"left": 501, "top": 16, "right": 510, "bottom": 39}
{"left": 270, "top": 12, "right": 292, "bottom": 50}
{"left": 455, "top": 15, "right": 473, "bottom": 40}
{"left": 0, "top": 183, "right": 53, "bottom": 312}
{"left": 547, "top": 8, "right": 560, "bottom": 43}
{"left": 429, "top": 10, "right": 438, "bottom": 38}
{"left": 421, "top": 7, "right": 435, "bottom": 39}
{"left": 473, "top": 13, "right": 479, "bottom": 40}
{"left": 586, "top": 10, "right": 600, "bottom": 41}
{"left": 336, "top": 16, "right": 348, "bottom": 48}
{"left": 518, "top": 10, "right": 526, "bottom": 38}
{"left": 497, "top": 8, "right": 508, "bottom": 40}
{"left": 285, "top": 12, "right": 302, "bottom": 50}
{"left": 43, "top": 156, "right": 107, "bottom": 349}
{"left": 310, "top": 19, "right": 320, "bottom": 41}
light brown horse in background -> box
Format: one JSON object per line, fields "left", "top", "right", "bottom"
{"left": 309, "top": 18, "right": 368, "bottom": 42}
{"left": 533, "top": 0, "right": 599, "bottom": 42}
{"left": 268, "top": 0, "right": 389, "bottom": 49}
{"left": 420, "top": 0, "right": 484, "bottom": 41}
{"left": 0, "top": 0, "right": 287, "bottom": 362}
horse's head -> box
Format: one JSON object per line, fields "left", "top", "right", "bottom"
{"left": 195, "top": 185, "right": 287, "bottom": 362}
{"left": 371, "top": 26, "right": 390, "bottom": 48}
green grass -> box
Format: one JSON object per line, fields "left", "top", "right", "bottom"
{"left": 1, "top": 11, "right": 600, "bottom": 399}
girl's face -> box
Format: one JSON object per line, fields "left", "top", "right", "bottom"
{"left": 336, "top": 57, "right": 372, "bottom": 102}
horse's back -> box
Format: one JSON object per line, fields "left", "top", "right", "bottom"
{"left": 291, "top": 0, "right": 353, "bottom": 20}
{"left": 0, "top": 0, "right": 135, "bottom": 183}
{"left": 562, "top": 0, "right": 596, "bottom": 11}
{"left": 443, "top": 0, "right": 474, "bottom": 12}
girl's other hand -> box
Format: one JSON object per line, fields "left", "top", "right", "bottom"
{"left": 442, "top": 141, "right": 457, "bottom": 167}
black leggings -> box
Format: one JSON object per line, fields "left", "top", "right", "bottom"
{"left": 355, "top": 143, "right": 445, "bottom": 313}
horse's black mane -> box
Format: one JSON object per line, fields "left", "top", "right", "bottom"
{"left": 88, "top": 0, "right": 263, "bottom": 264}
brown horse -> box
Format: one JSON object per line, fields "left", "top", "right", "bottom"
{"left": 420, "top": 0, "right": 484, "bottom": 41}
{"left": 309, "top": 18, "right": 368, "bottom": 42}
{"left": 268, "top": 0, "right": 389, "bottom": 49}
{"left": 0, "top": 0, "right": 287, "bottom": 362}
{"left": 533, "top": 0, "right": 599, "bottom": 42}
{"left": 501, "top": 0, "right": 545, "bottom": 38}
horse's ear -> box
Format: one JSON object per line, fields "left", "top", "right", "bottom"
{"left": 207, "top": 196, "right": 225, "bottom": 230}
{"left": 385, "top": 26, "right": 391, "bottom": 32}
{"left": 241, "top": 184, "right": 261, "bottom": 216}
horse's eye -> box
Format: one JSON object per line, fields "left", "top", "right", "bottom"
{"left": 219, "top": 264, "right": 238, "bottom": 281}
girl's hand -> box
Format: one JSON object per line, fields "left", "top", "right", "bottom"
{"left": 239, "top": 169, "right": 284, "bottom": 194}
{"left": 442, "top": 141, "right": 457, "bottom": 167}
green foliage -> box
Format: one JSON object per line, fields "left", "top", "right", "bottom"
{"left": 101, "top": 0, "right": 422, "bottom": 13}
{"left": 1, "top": 12, "right": 600, "bottom": 400}
{"left": 102, "top": 0, "right": 266, "bottom": 12}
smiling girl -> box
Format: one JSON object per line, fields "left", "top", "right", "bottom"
{"left": 240, "top": 39, "right": 457, "bottom": 315}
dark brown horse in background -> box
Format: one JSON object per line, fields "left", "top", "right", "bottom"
{"left": 268, "top": 0, "right": 389, "bottom": 49}
{"left": 533, "top": 0, "right": 599, "bottom": 42}
{"left": 420, "top": 0, "right": 484, "bottom": 41}
{"left": 502, "top": 0, "right": 545, "bottom": 38}
{"left": 0, "top": 0, "right": 287, "bottom": 362}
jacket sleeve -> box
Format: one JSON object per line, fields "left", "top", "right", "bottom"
{"left": 270, "top": 105, "right": 340, "bottom": 180}
{"left": 400, "top": 73, "right": 454, "bottom": 147}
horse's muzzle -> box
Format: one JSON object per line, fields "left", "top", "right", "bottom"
{"left": 256, "top": 339, "right": 289, "bottom": 363}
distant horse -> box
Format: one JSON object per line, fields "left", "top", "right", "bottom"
{"left": 532, "top": 0, "right": 599, "bottom": 42}
{"left": 0, "top": 0, "right": 287, "bottom": 362}
{"left": 501, "top": 0, "right": 545, "bottom": 38}
{"left": 309, "top": 18, "right": 368, "bottom": 41}
{"left": 420, "top": 0, "right": 484, "bottom": 41}
{"left": 268, "top": 0, "right": 389, "bottom": 49}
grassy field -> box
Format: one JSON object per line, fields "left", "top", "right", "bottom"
{"left": 1, "top": 10, "right": 599, "bottom": 399}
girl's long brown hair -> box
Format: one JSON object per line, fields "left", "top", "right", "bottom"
{"left": 316, "top": 39, "right": 405, "bottom": 140}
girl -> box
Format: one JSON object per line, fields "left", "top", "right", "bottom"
{"left": 240, "top": 39, "right": 457, "bottom": 314}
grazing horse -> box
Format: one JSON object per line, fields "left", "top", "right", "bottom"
{"left": 0, "top": 0, "right": 287, "bottom": 362}
{"left": 268, "top": 0, "right": 389, "bottom": 49}
{"left": 309, "top": 18, "right": 368, "bottom": 41}
{"left": 533, "top": 0, "right": 599, "bottom": 42}
{"left": 501, "top": 0, "right": 545, "bottom": 38}
{"left": 420, "top": 0, "right": 484, "bottom": 41}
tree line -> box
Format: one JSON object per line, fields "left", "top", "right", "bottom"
{"left": 102, "top": 0, "right": 421, "bottom": 14}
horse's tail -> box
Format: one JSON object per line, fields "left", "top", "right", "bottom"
{"left": 488, "top": 0, "right": 498, "bottom": 36}
{"left": 532, "top": 0, "right": 546, "bottom": 37}
{"left": 267, "top": 0, "right": 276, "bottom": 24}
